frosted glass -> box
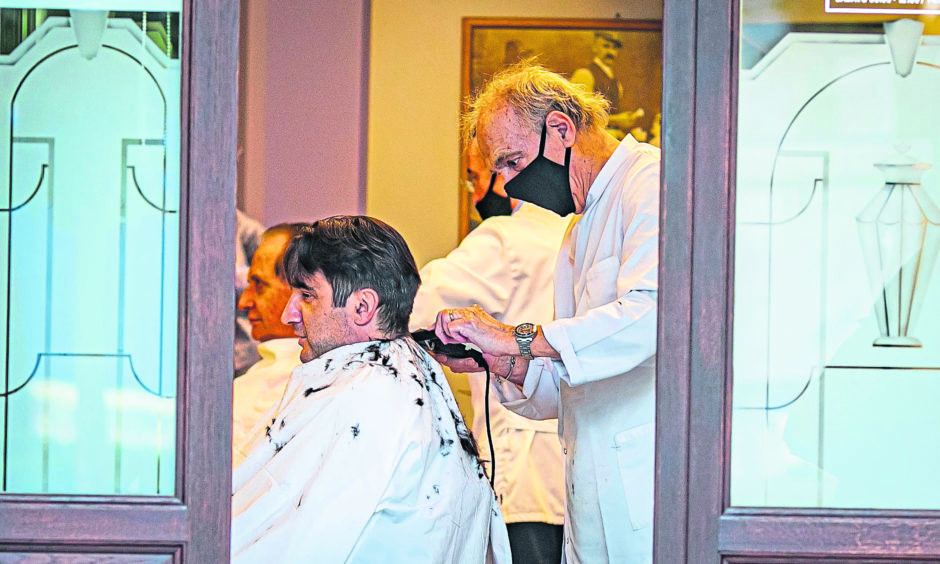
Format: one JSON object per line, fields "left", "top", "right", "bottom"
{"left": 0, "top": 8, "right": 181, "bottom": 495}
{"left": 731, "top": 11, "right": 940, "bottom": 509}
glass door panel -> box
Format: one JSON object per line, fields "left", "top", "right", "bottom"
{"left": 731, "top": 1, "right": 940, "bottom": 509}
{"left": 0, "top": 5, "right": 181, "bottom": 496}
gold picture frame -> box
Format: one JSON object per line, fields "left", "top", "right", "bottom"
{"left": 459, "top": 17, "right": 663, "bottom": 238}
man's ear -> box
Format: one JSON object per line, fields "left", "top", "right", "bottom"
{"left": 545, "top": 110, "right": 576, "bottom": 148}
{"left": 347, "top": 288, "right": 380, "bottom": 327}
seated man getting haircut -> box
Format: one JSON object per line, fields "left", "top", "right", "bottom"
{"left": 231, "top": 216, "right": 510, "bottom": 563}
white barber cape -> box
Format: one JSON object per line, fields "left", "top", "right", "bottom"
{"left": 412, "top": 202, "right": 569, "bottom": 525}
{"left": 495, "top": 135, "right": 660, "bottom": 563}
{"left": 232, "top": 337, "right": 301, "bottom": 465}
{"left": 232, "top": 338, "right": 511, "bottom": 564}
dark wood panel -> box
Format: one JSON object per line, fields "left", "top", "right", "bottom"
{"left": 723, "top": 558, "right": 940, "bottom": 564}
{"left": 656, "top": 0, "right": 736, "bottom": 562}
{"left": 686, "top": 0, "right": 735, "bottom": 562}
{"left": 719, "top": 512, "right": 940, "bottom": 557}
{"left": 181, "top": 0, "right": 238, "bottom": 561}
{"left": 0, "top": 550, "right": 176, "bottom": 563}
{"left": 653, "top": 0, "right": 697, "bottom": 562}
{"left": 0, "top": 503, "right": 185, "bottom": 543}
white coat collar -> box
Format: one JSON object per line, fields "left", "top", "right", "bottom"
{"left": 583, "top": 134, "right": 639, "bottom": 214}
{"left": 256, "top": 337, "right": 302, "bottom": 360}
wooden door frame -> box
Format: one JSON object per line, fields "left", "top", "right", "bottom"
{"left": 0, "top": 1, "right": 237, "bottom": 560}
{"left": 655, "top": 0, "right": 940, "bottom": 562}
{"left": 655, "top": 0, "right": 732, "bottom": 561}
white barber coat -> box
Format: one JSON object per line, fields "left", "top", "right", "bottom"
{"left": 411, "top": 202, "right": 569, "bottom": 525}
{"left": 232, "top": 338, "right": 301, "bottom": 465}
{"left": 232, "top": 339, "right": 511, "bottom": 564}
{"left": 496, "top": 135, "right": 659, "bottom": 563}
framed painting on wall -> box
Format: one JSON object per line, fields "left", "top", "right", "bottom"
{"left": 459, "top": 17, "right": 663, "bottom": 237}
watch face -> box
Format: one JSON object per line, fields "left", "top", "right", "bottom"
{"left": 515, "top": 323, "right": 536, "bottom": 337}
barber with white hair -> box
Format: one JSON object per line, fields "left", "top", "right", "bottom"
{"left": 433, "top": 63, "right": 660, "bottom": 563}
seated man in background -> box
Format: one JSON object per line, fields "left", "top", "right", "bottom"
{"left": 410, "top": 139, "right": 570, "bottom": 564}
{"left": 231, "top": 216, "right": 510, "bottom": 564}
{"left": 232, "top": 222, "right": 305, "bottom": 464}
{"left": 234, "top": 209, "right": 266, "bottom": 377}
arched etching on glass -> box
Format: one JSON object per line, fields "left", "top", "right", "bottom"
{"left": 0, "top": 14, "right": 180, "bottom": 495}
{"left": 732, "top": 22, "right": 940, "bottom": 509}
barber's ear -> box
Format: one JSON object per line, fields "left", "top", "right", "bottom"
{"left": 545, "top": 111, "right": 575, "bottom": 148}
{"left": 347, "top": 288, "right": 380, "bottom": 327}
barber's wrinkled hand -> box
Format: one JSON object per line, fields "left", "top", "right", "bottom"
{"left": 430, "top": 354, "right": 483, "bottom": 375}
{"left": 433, "top": 305, "right": 516, "bottom": 357}
{"left": 432, "top": 351, "right": 528, "bottom": 389}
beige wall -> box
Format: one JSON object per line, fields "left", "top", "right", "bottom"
{"left": 239, "top": 1, "right": 369, "bottom": 226}
{"left": 366, "top": 1, "right": 663, "bottom": 267}
{"left": 240, "top": 1, "right": 663, "bottom": 261}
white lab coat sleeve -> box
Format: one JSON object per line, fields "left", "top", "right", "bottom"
{"left": 231, "top": 367, "right": 428, "bottom": 563}
{"left": 411, "top": 220, "right": 516, "bottom": 331}
{"left": 541, "top": 161, "right": 659, "bottom": 388}
{"left": 493, "top": 357, "right": 560, "bottom": 420}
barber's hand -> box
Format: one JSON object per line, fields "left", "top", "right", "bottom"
{"left": 488, "top": 354, "right": 529, "bottom": 388}
{"left": 433, "top": 305, "right": 517, "bottom": 357}
{"left": 432, "top": 353, "right": 484, "bottom": 374}
{"left": 433, "top": 352, "right": 528, "bottom": 389}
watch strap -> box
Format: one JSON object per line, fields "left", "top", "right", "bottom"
{"left": 513, "top": 323, "right": 536, "bottom": 360}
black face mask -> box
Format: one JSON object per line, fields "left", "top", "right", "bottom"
{"left": 474, "top": 172, "right": 513, "bottom": 220}
{"left": 504, "top": 123, "right": 575, "bottom": 216}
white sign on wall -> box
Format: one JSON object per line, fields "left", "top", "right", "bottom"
{"left": 826, "top": 0, "right": 940, "bottom": 14}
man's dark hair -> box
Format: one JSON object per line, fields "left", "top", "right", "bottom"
{"left": 282, "top": 215, "right": 420, "bottom": 337}
{"left": 263, "top": 222, "right": 307, "bottom": 280}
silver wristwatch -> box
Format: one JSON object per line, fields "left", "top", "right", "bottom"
{"left": 513, "top": 323, "right": 537, "bottom": 360}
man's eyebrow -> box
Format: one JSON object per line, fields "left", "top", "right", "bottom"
{"left": 491, "top": 150, "right": 522, "bottom": 169}
{"left": 291, "top": 280, "right": 315, "bottom": 292}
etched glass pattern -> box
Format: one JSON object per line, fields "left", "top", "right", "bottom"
{"left": 0, "top": 7, "right": 181, "bottom": 495}
{"left": 732, "top": 7, "right": 940, "bottom": 509}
